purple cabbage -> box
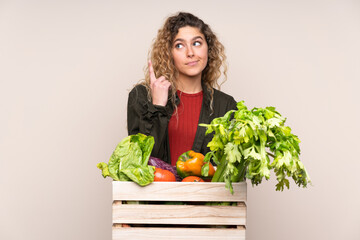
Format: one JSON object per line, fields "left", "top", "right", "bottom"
{"left": 148, "top": 156, "right": 181, "bottom": 181}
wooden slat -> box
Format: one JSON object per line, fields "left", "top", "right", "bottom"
{"left": 112, "top": 181, "right": 247, "bottom": 202}
{"left": 112, "top": 227, "right": 245, "bottom": 240}
{"left": 113, "top": 203, "right": 246, "bottom": 225}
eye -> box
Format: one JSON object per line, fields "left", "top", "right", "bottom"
{"left": 193, "top": 41, "right": 201, "bottom": 46}
{"left": 175, "top": 43, "right": 184, "bottom": 49}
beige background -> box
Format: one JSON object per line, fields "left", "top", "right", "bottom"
{"left": 1, "top": 0, "right": 359, "bottom": 239}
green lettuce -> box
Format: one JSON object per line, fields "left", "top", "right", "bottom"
{"left": 97, "top": 133, "right": 155, "bottom": 186}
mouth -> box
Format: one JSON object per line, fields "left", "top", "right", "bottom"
{"left": 185, "top": 60, "right": 199, "bottom": 66}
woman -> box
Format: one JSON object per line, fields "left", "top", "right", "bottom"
{"left": 127, "top": 12, "right": 237, "bottom": 166}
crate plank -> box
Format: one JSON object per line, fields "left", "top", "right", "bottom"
{"left": 112, "top": 227, "right": 245, "bottom": 240}
{"left": 113, "top": 203, "right": 246, "bottom": 225}
{"left": 112, "top": 182, "right": 247, "bottom": 239}
{"left": 112, "top": 181, "right": 247, "bottom": 202}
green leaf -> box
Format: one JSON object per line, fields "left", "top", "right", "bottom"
{"left": 224, "top": 142, "right": 242, "bottom": 163}
{"left": 97, "top": 162, "right": 110, "bottom": 178}
{"left": 121, "top": 165, "right": 155, "bottom": 186}
{"left": 97, "top": 133, "right": 156, "bottom": 186}
{"left": 207, "top": 135, "right": 224, "bottom": 151}
{"left": 201, "top": 162, "right": 210, "bottom": 177}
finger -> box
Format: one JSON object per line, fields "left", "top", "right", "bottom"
{"left": 165, "top": 81, "right": 171, "bottom": 89}
{"left": 148, "top": 60, "right": 156, "bottom": 83}
{"left": 157, "top": 76, "right": 166, "bottom": 82}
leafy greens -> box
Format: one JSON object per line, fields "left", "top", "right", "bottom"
{"left": 200, "top": 101, "right": 311, "bottom": 193}
{"left": 97, "top": 133, "right": 155, "bottom": 186}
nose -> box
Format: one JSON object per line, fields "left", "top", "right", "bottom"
{"left": 187, "top": 46, "right": 194, "bottom": 58}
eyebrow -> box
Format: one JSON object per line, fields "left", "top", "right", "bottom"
{"left": 173, "top": 36, "right": 204, "bottom": 43}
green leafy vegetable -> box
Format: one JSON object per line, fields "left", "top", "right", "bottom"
{"left": 97, "top": 133, "right": 155, "bottom": 186}
{"left": 200, "top": 101, "right": 311, "bottom": 193}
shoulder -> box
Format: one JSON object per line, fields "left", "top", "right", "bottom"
{"left": 213, "top": 88, "right": 236, "bottom": 103}
{"left": 128, "top": 84, "right": 149, "bottom": 100}
{"left": 127, "top": 84, "right": 151, "bottom": 110}
{"left": 211, "top": 88, "right": 237, "bottom": 113}
{"left": 129, "top": 84, "right": 148, "bottom": 95}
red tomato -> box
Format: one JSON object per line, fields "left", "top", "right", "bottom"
{"left": 181, "top": 176, "right": 204, "bottom": 182}
{"left": 154, "top": 168, "right": 176, "bottom": 182}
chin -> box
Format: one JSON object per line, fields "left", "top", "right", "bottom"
{"left": 184, "top": 69, "right": 205, "bottom": 77}
{"left": 184, "top": 72, "right": 202, "bottom": 78}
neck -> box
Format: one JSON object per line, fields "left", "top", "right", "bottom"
{"left": 176, "top": 75, "right": 202, "bottom": 94}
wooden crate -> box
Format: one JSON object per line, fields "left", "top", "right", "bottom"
{"left": 112, "top": 181, "right": 247, "bottom": 240}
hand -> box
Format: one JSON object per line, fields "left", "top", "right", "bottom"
{"left": 149, "top": 60, "right": 171, "bottom": 106}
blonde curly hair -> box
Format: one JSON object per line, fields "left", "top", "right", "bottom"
{"left": 142, "top": 12, "right": 227, "bottom": 113}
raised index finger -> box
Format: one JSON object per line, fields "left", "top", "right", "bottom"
{"left": 148, "top": 60, "right": 156, "bottom": 83}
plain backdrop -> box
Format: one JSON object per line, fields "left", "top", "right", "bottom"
{"left": 1, "top": 0, "right": 359, "bottom": 239}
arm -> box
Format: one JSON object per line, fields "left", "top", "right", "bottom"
{"left": 127, "top": 85, "right": 170, "bottom": 160}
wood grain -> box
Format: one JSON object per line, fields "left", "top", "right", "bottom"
{"left": 112, "top": 181, "right": 247, "bottom": 202}
{"left": 113, "top": 203, "right": 246, "bottom": 225}
{"left": 112, "top": 227, "right": 246, "bottom": 240}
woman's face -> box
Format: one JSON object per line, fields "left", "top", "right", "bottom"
{"left": 171, "top": 26, "right": 208, "bottom": 80}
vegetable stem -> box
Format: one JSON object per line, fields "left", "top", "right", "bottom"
{"left": 266, "top": 152, "right": 275, "bottom": 158}
{"left": 212, "top": 155, "right": 226, "bottom": 182}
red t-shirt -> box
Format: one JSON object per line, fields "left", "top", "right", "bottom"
{"left": 168, "top": 90, "right": 203, "bottom": 166}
